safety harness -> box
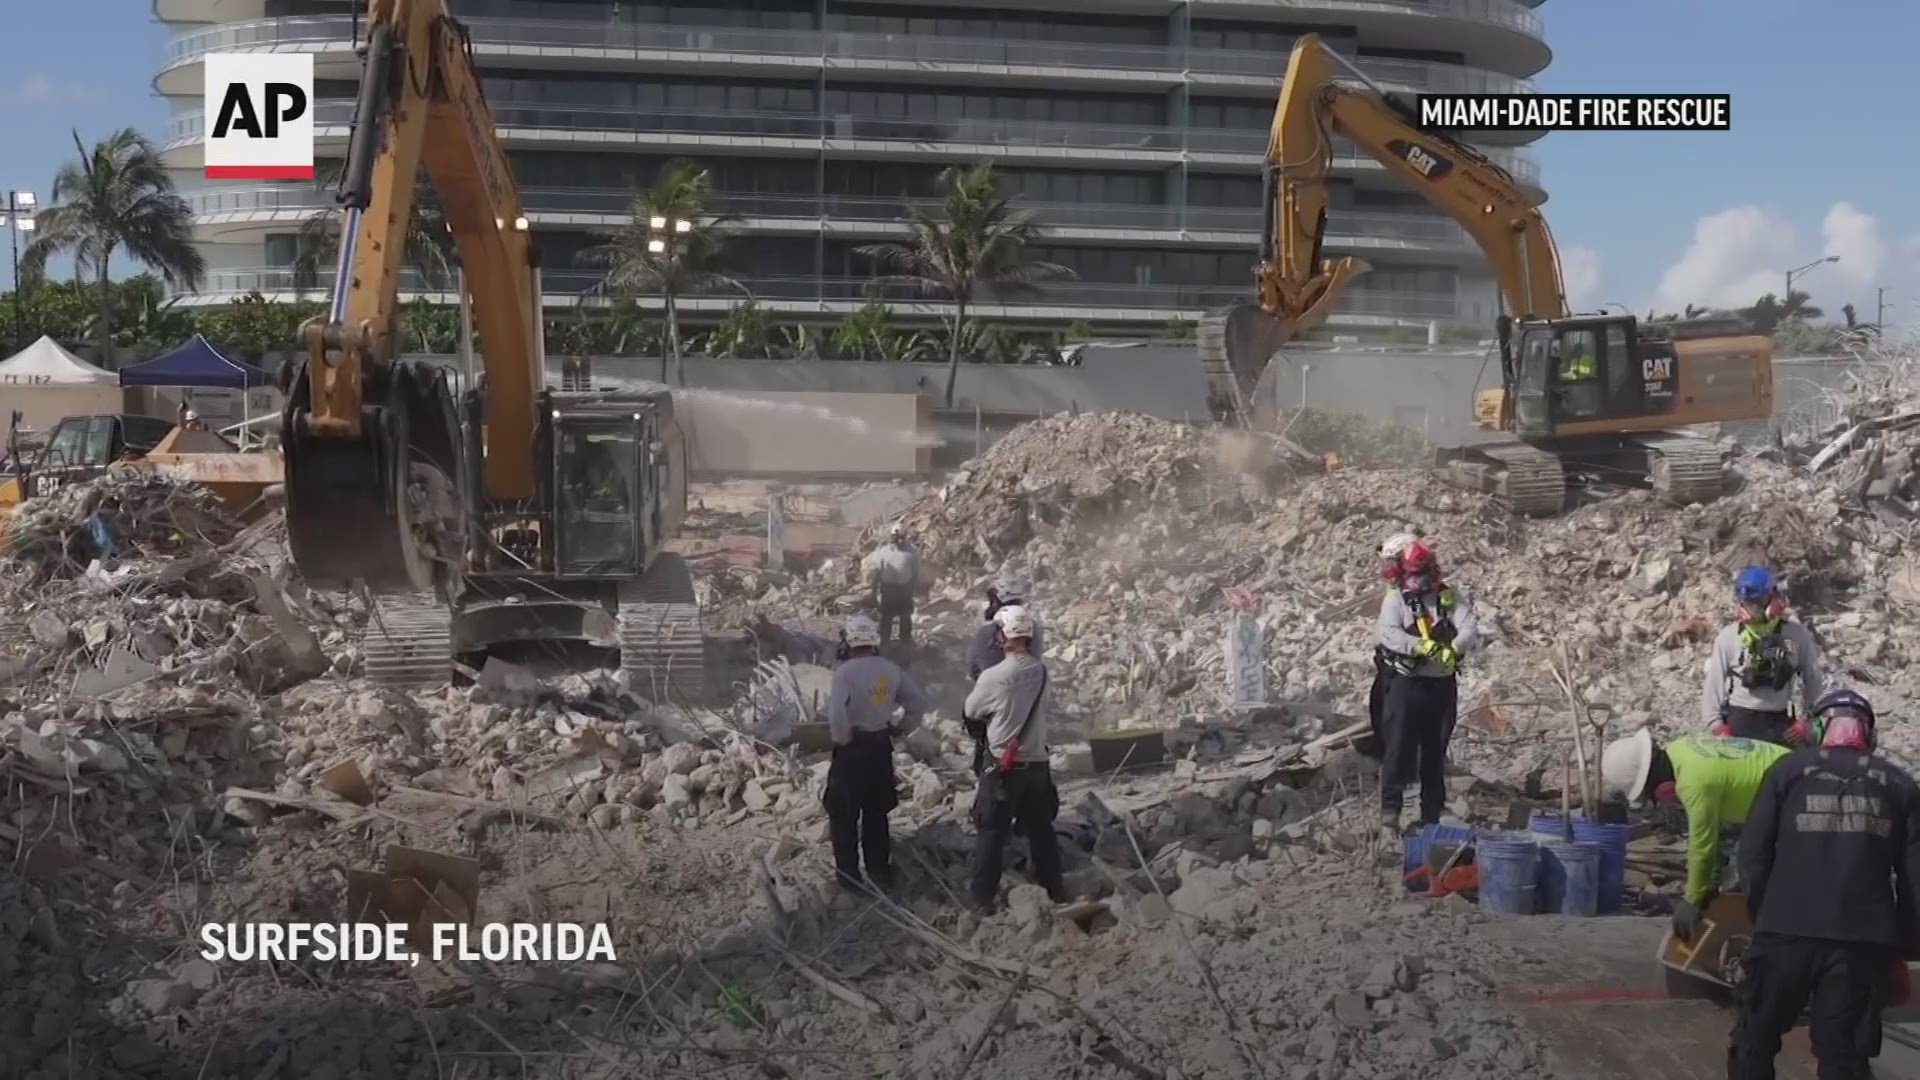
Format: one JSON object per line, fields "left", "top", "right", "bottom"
{"left": 1377, "top": 586, "right": 1460, "bottom": 676}
{"left": 1734, "top": 620, "right": 1796, "bottom": 692}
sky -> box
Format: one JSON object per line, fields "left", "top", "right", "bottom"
{"left": 0, "top": 0, "right": 1914, "bottom": 327}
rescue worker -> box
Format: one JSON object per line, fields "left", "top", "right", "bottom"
{"left": 823, "top": 615, "right": 926, "bottom": 891}
{"left": 1374, "top": 538, "right": 1479, "bottom": 833}
{"left": 1728, "top": 688, "right": 1920, "bottom": 1080}
{"left": 1599, "top": 728, "right": 1790, "bottom": 942}
{"left": 864, "top": 524, "right": 922, "bottom": 648}
{"left": 1557, "top": 336, "right": 1596, "bottom": 382}
{"left": 1702, "top": 565, "right": 1823, "bottom": 746}
{"left": 967, "top": 567, "right": 1045, "bottom": 775}
{"left": 965, "top": 605, "right": 1064, "bottom": 911}
{"left": 1366, "top": 531, "right": 1421, "bottom": 761}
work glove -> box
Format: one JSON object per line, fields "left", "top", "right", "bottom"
{"left": 1671, "top": 899, "right": 1705, "bottom": 942}
{"left": 1710, "top": 721, "right": 1733, "bottom": 737}
{"left": 1783, "top": 718, "right": 1812, "bottom": 747}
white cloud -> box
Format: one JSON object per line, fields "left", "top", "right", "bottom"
{"left": 0, "top": 72, "right": 105, "bottom": 109}
{"left": 1558, "top": 245, "right": 1602, "bottom": 310}
{"left": 1822, "top": 202, "right": 1883, "bottom": 288}
{"left": 1654, "top": 202, "right": 1892, "bottom": 315}
{"left": 1654, "top": 205, "right": 1796, "bottom": 312}
{"left": 0, "top": 73, "right": 57, "bottom": 108}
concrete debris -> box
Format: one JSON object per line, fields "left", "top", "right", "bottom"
{"left": 29, "top": 364, "right": 1920, "bottom": 1080}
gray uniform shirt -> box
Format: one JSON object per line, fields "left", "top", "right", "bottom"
{"left": 963, "top": 652, "right": 1051, "bottom": 764}
{"left": 864, "top": 543, "right": 921, "bottom": 589}
{"left": 968, "top": 620, "right": 1046, "bottom": 678}
{"left": 1375, "top": 586, "right": 1480, "bottom": 679}
{"left": 1700, "top": 621, "right": 1822, "bottom": 726}
{"left": 827, "top": 653, "right": 927, "bottom": 744}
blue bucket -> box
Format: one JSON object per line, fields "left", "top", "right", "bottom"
{"left": 1475, "top": 833, "right": 1540, "bottom": 915}
{"left": 1572, "top": 821, "right": 1630, "bottom": 914}
{"left": 1537, "top": 840, "right": 1602, "bottom": 916}
{"left": 1403, "top": 824, "right": 1475, "bottom": 891}
{"left": 1528, "top": 812, "right": 1630, "bottom": 914}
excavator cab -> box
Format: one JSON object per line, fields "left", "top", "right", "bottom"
{"left": 553, "top": 410, "right": 645, "bottom": 577}
{"left": 1504, "top": 314, "right": 1684, "bottom": 438}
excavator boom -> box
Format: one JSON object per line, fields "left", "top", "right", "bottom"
{"left": 1203, "top": 34, "right": 1566, "bottom": 420}
{"left": 282, "top": 0, "right": 540, "bottom": 594}
{"left": 1205, "top": 34, "right": 1770, "bottom": 514}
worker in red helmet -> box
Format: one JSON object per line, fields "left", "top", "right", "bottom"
{"left": 1365, "top": 532, "right": 1419, "bottom": 762}
{"left": 1373, "top": 536, "right": 1479, "bottom": 835}
{"left": 1729, "top": 688, "right": 1920, "bottom": 1079}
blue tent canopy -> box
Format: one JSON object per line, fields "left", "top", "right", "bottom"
{"left": 118, "top": 334, "right": 271, "bottom": 390}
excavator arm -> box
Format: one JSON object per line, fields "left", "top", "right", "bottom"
{"left": 282, "top": 0, "right": 542, "bottom": 594}
{"left": 1204, "top": 33, "right": 1567, "bottom": 417}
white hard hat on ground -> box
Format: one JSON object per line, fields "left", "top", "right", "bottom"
{"left": 889, "top": 523, "right": 906, "bottom": 540}
{"left": 994, "top": 604, "right": 1035, "bottom": 640}
{"left": 843, "top": 615, "right": 880, "bottom": 650}
{"left": 994, "top": 567, "right": 1031, "bottom": 600}
{"left": 1599, "top": 728, "right": 1655, "bottom": 803}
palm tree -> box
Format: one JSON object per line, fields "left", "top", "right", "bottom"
{"left": 575, "top": 161, "right": 741, "bottom": 384}
{"left": 20, "top": 129, "right": 205, "bottom": 368}
{"left": 855, "top": 163, "right": 1072, "bottom": 406}
{"left": 291, "top": 165, "right": 457, "bottom": 295}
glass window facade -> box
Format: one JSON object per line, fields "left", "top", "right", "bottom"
{"left": 192, "top": 0, "right": 1543, "bottom": 324}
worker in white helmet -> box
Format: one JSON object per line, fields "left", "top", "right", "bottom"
{"left": 1599, "top": 727, "right": 1787, "bottom": 942}
{"left": 963, "top": 605, "right": 1064, "bottom": 911}
{"left": 966, "top": 566, "right": 1045, "bottom": 775}
{"left": 862, "top": 523, "right": 922, "bottom": 650}
{"left": 824, "top": 614, "right": 927, "bottom": 891}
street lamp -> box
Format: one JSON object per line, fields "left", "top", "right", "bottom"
{"left": 0, "top": 190, "right": 37, "bottom": 346}
{"left": 646, "top": 214, "right": 693, "bottom": 379}
{"left": 1785, "top": 255, "right": 1837, "bottom": 298}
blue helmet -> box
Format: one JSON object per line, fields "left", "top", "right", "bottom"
{"left": 1733, "top": 565, "right": 1775, "bottom": 603}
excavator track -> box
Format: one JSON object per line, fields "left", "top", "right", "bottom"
{"left": 1439, "top": 443, "right": 1567, "bottom": 516}
{"left": 618, "top": 552, "right": 706, "bottom": 706}
{"left": 1642, "top": 437, "right": 1725, "bottom": 507}
{"left": 363, "top": 592, "right": 453, "bottom": 690}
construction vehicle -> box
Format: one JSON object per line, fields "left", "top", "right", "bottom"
{"left": 0, "top": 412, "right": 281, "bottom": 533}
{"left": 1200, "top": 34, "right": 1773, "bottom": 515}
{"left": 276, "top": 0, "right": 703, "bottom": 697}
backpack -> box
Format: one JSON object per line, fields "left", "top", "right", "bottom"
{"left": 1736, "top": 623, "right": 1796, "bottom": 691}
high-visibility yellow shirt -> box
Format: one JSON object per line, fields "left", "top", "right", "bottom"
{"left": 1668, "top": 733, "right": 1790, "bottom": 904}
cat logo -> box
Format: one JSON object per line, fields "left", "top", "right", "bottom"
{"left": 1386, "top": 139, "right": 1453, "bottom": 181}
{"left": 1642, "top": 355, "right": 1674, "bottom": 382}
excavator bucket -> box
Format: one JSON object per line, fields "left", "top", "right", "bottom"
{"left": 1198, "top": 303, "right": 1297, "bottom": 425}
{"left": 283, "top": 360, "right": 465, "bottom": 596}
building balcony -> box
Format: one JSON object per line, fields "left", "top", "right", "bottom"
{"left": 154, "top": 1, "right": 1545, "bottom": 68}
{"left": 184, "top": 185, "right": 1478, "bottom": 255}
{"left": 163, "top": 102, "right": 1543, "bottom": 192}
{"left": 171, "top": 267, "right": 1462, "bottom": 324}
{"left": 159, "top": 15, "right": 1537, "bottom": 100}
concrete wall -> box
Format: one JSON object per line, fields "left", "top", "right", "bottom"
{"left": 677, "top": 389, "right": 930, "bottom": 478}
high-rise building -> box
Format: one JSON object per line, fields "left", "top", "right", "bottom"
{"left": 153, "top": 0, "right": 1548, "bottom": 336}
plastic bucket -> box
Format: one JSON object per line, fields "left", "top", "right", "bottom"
{"left": 1571, "top": 821, "right": 1630, "bottom": 913}
{"left": 1403, "top": 824, "right": 1475, "bottom": 892}
{"left": 1529, "top": 813, "right": 1630, "bottom": 914}
{"left": 1475, "top": 833, "right": 1540, "bottom": 915}
{"left": 1537, "top": 840, "right": 1603, "bottom": 916}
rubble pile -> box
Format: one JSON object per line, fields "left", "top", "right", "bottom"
{"left": 0, "top": 474, "right": 369, "bottom": 880}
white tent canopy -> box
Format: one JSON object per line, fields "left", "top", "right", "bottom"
{"left": 0, "top": 336, "right": 116, "bottom": 386}
{"left": 0, "top": 337, "right": 124, "bottom": 441}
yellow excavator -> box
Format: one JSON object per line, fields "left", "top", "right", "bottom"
{"left": 278, "top": 0, "right": 702, "bottom": 696}
{"left": 1201, "top": 35, "right": 1773, "bottom": 515}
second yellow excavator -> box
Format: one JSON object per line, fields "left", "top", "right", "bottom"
{"left": 1202, "top": 35, "right": 1773, "bottom": 515}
